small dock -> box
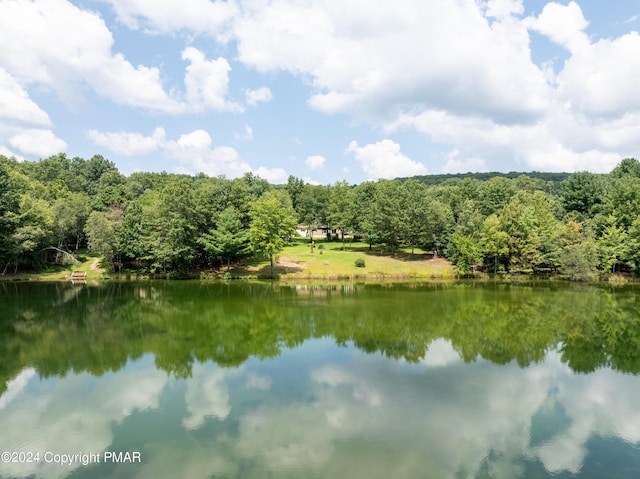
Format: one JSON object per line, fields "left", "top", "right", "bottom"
{"left": 68, "top": 271, "right": 87, "bottom": 284}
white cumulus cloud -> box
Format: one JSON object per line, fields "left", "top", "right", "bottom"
{"left": 304, "top": 155, "right": 326, "bottom": 170}
{"left": 0, "top": 0, "right": 182, "bottom": 113}
{"left": 167, "top": 130, "right": 253, "bottom": 177}
{"left": 104, "top": 0, "right": 238, "bottom": 38}
{"left": 234, "top": 125, "right": 253, "bottom": 141}
{"left": 526, "top": 1, "right": 589, "bottom": 51}
{"left": 232, "top": 0, "right": 551, "bottom": 123}
{"left": 182, "top": 47, "right": 242, "bottom": 113}
{"left": 183, "top": 364, "right": 241, "bottom": 430}
{"left": 347, "top": 139, "right": 427, "bottom": 179}
{"left": 386, "top": 107, "right": 628, "bottom": 174}
{"left": 87, "top": 127, "right": 256, "bottom": 178}
{"left": 87, "top": 127, "right": 166, "bottom": 156}
{"left": 0, "top": 68, "right": 51, "bottom": 128}
{"left": 245, "top": 87, "right": 273, "bottom": 106}
{"left": 9, "top": 129, "right": 67, "bottom": 157}
{"left": 442, "top": 150, "right": 488, "bottom": 174}
{"left": 253, "top": 166, "right": 288, "bottom": 184}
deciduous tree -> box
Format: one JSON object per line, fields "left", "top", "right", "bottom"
{"left": 249, "top": 191, "right": 297, "bottom": 275}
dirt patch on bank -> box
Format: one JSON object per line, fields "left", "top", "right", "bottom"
{"left": 89, "top": 257, "right": 105, "bottom": 273}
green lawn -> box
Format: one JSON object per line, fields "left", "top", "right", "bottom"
{"left": 241, "top": 238, "right": 455, "bottom": 279}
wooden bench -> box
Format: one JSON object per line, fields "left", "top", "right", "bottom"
{"left": 70, "top": 271, "right": 87, "bottom": 278}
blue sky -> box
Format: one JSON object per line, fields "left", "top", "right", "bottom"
{"left": 1, "top": 0, "right": 639, "bottom": 184}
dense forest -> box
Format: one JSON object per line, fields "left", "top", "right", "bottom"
{"left": 1, "top": 153, "right": 640, "bottom": 280}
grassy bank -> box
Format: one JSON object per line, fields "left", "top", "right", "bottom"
{"left": 2, "top": 240, "right": 454, "bottom": 282}
{"left": 1, "top": 255, "right": 106, "bottom": 282}
{"left": 237, "top": 238, "right": 455, "bottom": 280}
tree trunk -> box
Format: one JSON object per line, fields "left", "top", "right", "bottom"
{"left": 269, "top": 254, "right": 274, "bottom": 276}
{"left": 227, "top": 256, "right": 231, "bottom": 272}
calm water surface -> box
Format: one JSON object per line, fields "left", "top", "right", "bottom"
{"left": 1, "top": 281, "right": 640, "bottom": 479}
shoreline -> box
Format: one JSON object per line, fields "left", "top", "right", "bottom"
{"left": 2, "top": 271, "right": 636, "bottom": 285}
{"left": 1, "top": 247, "right": 636, "bottom": 284}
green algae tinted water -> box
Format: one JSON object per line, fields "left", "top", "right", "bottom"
{"left": 1, "top": 281, "right": 640, "bottom": 479}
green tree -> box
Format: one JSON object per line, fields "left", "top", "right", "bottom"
{"left": 610, "top": 157, "right": 640, "bottom": 179}
{"left": 352, "top": 181, "right": 379, "bottom": 250}
{"left": 327, "top": 181, "right": 357, "bottom": 248}
{"left": 0, "top": 164, "right": 20, "bottom": 273}
{"left": 400, "top": 180, "right": 431, "bottom": 257}
{"left": 117, "top": 200, "right": 148, "bottom": 264}
{"left": 117, "top": 185, "right": 194, "bottom": 274}
{"left": 500, "top": 191, "right": 560, "bottom": 273}
{"left": 597, "top": 217, "right": 628, "bottom": 273}
{"left": 447, "top": 199, "right": 484, "bottom": 273}
{"left": 480, "top": 214, "right": 509, "bottom": 273}
{"left": 367, "top": 180, "right": 404, "bottom": 253}
{"left": 605, "top": 177, "right": 640, "bottom": 229}
{"left": 12, "top": 196, "right": 55, "bottom": 270}
{"left": 424, "top": 196, "right": 453, "bottom": 257}
{"left": 152, "top": 176, "right": 197, "bottom": 274}
{"left": 559, "top": 240, "right": 598, "bottom": 281}
{"left": 64, "top": 154, "right": 119, "bottom": 195}
{"left": 29, "top": 153, "right": 73, "bottom": 186}
{"left": 478, "top": 177, "right": 516, "bottom": 216}
{"left": 238, "top": 172, "right": 271, "bottom": 199}
{"left": 286, "top": 175, "right": 305, "bottom": 212}
{"left": 561, "top": 172, "right": 605, "bottom": 217}
{"left": 558, "top": 220, "right": 598, "bottom": 281}
{"left": 52, "top": 192, "right": 91, "bottom": 250}
{"left": 296, "top": 184, "right": 330, "bottom": 240}
{"left": 624, "top": 217, "right": 640, "bottom": 274}
{"left": 514, "top": 174, "right": 544, "bottom": 194}
{"left": 448, "top": 232, "right": 483, "bottom": 275}
{"left": 249, "top": 191, "right": 297, "bottom": 275}
{"left": 192, "top": 176, "right": 233, "bottom": 237}
{"left": 453, "top": 199, "right": 483, "bottom": 237}
{"left": 432, "top": 178, "right": 481, "bottom": 221}
{"left": 85, "top": 210, "right": 119, "bottom": 269}
{"left": 92, "top": 170, "right": 128, "bottom": 210}
{"left": 198, "top": 206, "right": 250, "bottom": 270}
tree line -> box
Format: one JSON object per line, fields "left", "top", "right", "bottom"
{"left": 2, "top": 153, "right": 640, "bottom": 279}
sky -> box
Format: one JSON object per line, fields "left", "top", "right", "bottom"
{"left": 1, "top": 0, "right": 640, "bottom": 185}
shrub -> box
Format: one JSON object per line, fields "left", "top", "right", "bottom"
{"left": 355, "top": 258, "right": 366, "bottom": 268}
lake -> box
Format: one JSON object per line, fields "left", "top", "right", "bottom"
{"left": 1, "top": 280, "right": 639, "bottom": 479}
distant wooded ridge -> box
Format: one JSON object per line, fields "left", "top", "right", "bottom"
{"left": 397, "top": 171, "right": 575, "bottom": 186}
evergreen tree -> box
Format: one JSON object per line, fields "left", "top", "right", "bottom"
{"left": 198, "top": 207, "right": 250, "bottom": 270}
